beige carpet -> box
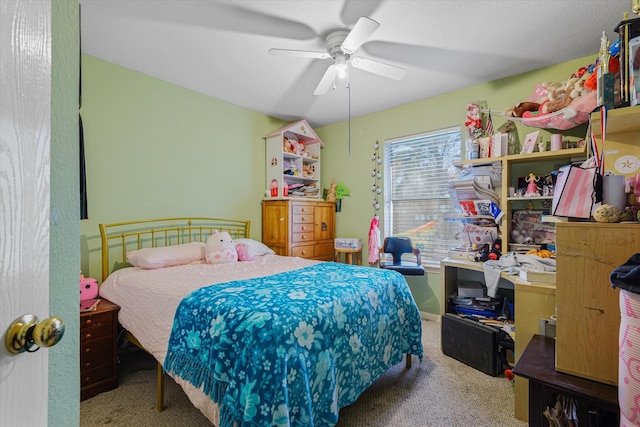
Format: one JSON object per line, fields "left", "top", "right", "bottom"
{"left": 81, "top": 320, "right": 527, "bottom": 426}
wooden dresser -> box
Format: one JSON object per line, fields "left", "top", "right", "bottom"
{"left": 80, "top": 298, "right": 120, "bottom": 401}
{"left": 262, "top": 199, "right": 336, "bottom": 261}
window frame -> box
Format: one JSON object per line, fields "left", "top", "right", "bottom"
{"left": 383, "top": 126, "right": 463, "bottom": 268}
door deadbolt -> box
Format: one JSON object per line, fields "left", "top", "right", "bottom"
{"left": 5, "top": 314, "right": 65, "bottom": 354}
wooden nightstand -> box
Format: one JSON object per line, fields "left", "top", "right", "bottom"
{"left": 80, "top": 298, "right": 120, "bottom": 401}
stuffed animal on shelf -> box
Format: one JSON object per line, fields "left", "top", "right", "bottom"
{"left": 283, "top": 137, "right": 294, "bottom": 153}
{"left": 205, "top": 231, "right": 238, "bottom": 264}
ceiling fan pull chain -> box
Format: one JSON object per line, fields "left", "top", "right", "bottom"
{"left": 348, "top": 81, "right": 351, "bottom": 155}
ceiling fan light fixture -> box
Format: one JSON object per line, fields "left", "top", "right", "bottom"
{"left": 334, "top": 54, "right": 348, "bottom": 79}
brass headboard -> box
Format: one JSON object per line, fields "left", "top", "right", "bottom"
{"left": 99, "top": 217, "right": 251, "bottom": 282}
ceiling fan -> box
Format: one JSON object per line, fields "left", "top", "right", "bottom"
{"left": 268, "top": 17, "right": 406, "bottom": 95}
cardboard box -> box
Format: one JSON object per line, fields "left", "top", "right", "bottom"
{"left": 457, "top": 281, "right": 485, "bottom": 298}
{"left": 334, "top": 238, "right": 361, "bottom": 249}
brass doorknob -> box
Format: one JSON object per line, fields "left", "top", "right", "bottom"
{"left": 5, "top": 314, "right": 65, "bottom": 354}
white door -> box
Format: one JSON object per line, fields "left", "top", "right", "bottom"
{"left": 0, "top": 0, "right": 52, "bottom": 425}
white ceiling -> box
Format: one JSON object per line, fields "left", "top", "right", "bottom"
{"left": 80, "top": 0, "right": 632, "bottom": 128}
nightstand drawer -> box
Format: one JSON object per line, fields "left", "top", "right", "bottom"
{"left": 81, "top": 364, "right": 114, "bottom": 386}
{"left": 80, "top": 298, "right": 120, "bottom": 401}
{"left": 81, "top": 322, "right": 113, "bottom": 343}
{"left": 81, "top": 347, "right": 112, "bottom": 372}
{"left": 81, "top": 335, "right": 112, "bottom": 357}
{"left": 81, "top": 311, "right": 114, "bottom": 329}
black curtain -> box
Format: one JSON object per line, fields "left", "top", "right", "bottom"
{"left": 80, "top": 114, "right": 87, "bottom": 219}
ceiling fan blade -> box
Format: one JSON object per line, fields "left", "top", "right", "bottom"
{"left": 314, "top": 65, "right": 338, "bottom": 95}
{"left": 268, "top": 48, "right": 330, "bottom": 59}
{"left": 341, "top": 16, "right": 379, "bottom": 54}
{"left": 350, "top": 57, "right": 405, "bottom": 80}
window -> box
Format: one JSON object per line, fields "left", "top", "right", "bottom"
{"left": 383, "top": 127, "right": 462, "bottom": 265}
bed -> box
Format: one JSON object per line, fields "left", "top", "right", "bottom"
{"left": 98, "top": 217, "right": 424, "bottom": 426}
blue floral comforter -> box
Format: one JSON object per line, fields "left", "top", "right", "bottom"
{"left": 164, "top": 262, "right": 423, "bottom": 427}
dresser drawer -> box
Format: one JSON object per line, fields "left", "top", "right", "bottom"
{"left": 314, "top": 242, "right": 335, "bottom": 257}
{"left": 292, "top": 223, "right": 313, "bottom": 233}
{"left": 292, "top": 204, "right": 314, "bottom": 215}
{"left": 292, "top": 214, "right": 313, "bottom": 224}
{"left": 291, "top": 245, "right": 314, "bottom": 258}
{"left": 292, "top": 232, "right": 314, "bottom": 243}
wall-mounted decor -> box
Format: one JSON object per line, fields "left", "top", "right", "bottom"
{"left": 371, "top": 141, "right": 382, "bottom": 211}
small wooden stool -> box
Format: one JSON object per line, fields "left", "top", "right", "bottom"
{"left": 334, "top": 247, "right": 362, "bottom": 265}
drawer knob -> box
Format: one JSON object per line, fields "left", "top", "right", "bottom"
{"left": 4, "top": 314, "right": 65, "bottom": 354}
{"left": 85, "top": 333, "right": 92, "bottom": 339}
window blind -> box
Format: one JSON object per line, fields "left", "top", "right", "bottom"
{"left": 383, "top": 127, "right": 462, "bottom": 264}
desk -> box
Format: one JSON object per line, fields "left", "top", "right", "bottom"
{"left": 513, "top": 334, "right": 619, "bottom": 427}
{"left": 334, "top": 247, "right": 361, "bottom": 265}
{"left": 441, "top": 257, "right": 556, "bottom": 420}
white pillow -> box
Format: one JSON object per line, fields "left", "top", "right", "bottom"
{"left": 234, "top": 239, "right": 276, "bottom": 256}
{"left": 126, "top": 242, "right": 206, "bottom": 269}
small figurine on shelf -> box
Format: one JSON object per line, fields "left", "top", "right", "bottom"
{"left": 525, "top": 173, "right": 541, "bottom": 196}
{"left": 326, "top": 179, "right": 337, "bottom": 202}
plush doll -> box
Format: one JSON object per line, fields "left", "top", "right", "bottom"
{"left": 293, "top": 140, "right": 305, "bottom": 156}
{"left": 504, "top": 101, "right": 540, "bottom": 118}
{"left": 205, "top": 231, "right": 238, "bottom": 264}
{"left": 235, "top": 242, "right": 255, "bottom": 261}
{"left": 283, "top": 137, "right": 294, "bottom": 153}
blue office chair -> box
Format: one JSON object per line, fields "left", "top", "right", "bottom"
{"left": 379, "top": 237, "right": 425, "bottom": 276}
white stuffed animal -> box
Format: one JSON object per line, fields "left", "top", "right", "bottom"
{"left": 205, "top": 231, "right": 238, "bottom": 264}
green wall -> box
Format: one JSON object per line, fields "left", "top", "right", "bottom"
{"left": 81, "top": 53, "right": 597, "bottom": 315}
{"left": 315, "top": 55, "right": 595, "bottom": 314}
{"left": 79, "top": 55, "right": 285, "bottom": 280}
{"left": 50, "top": 0, "right": 80, "bottom": 424}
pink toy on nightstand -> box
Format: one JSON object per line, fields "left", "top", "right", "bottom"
{"left": 80, "top": 274, "right": 98, "bottom": 300}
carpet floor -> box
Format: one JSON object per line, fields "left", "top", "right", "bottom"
{"left": 80, "top": 319, "right": 527, "bottom": 426}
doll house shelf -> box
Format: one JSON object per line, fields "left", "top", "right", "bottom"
{"left": 264, "top": 120, "right": 324, "bottom": 199}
